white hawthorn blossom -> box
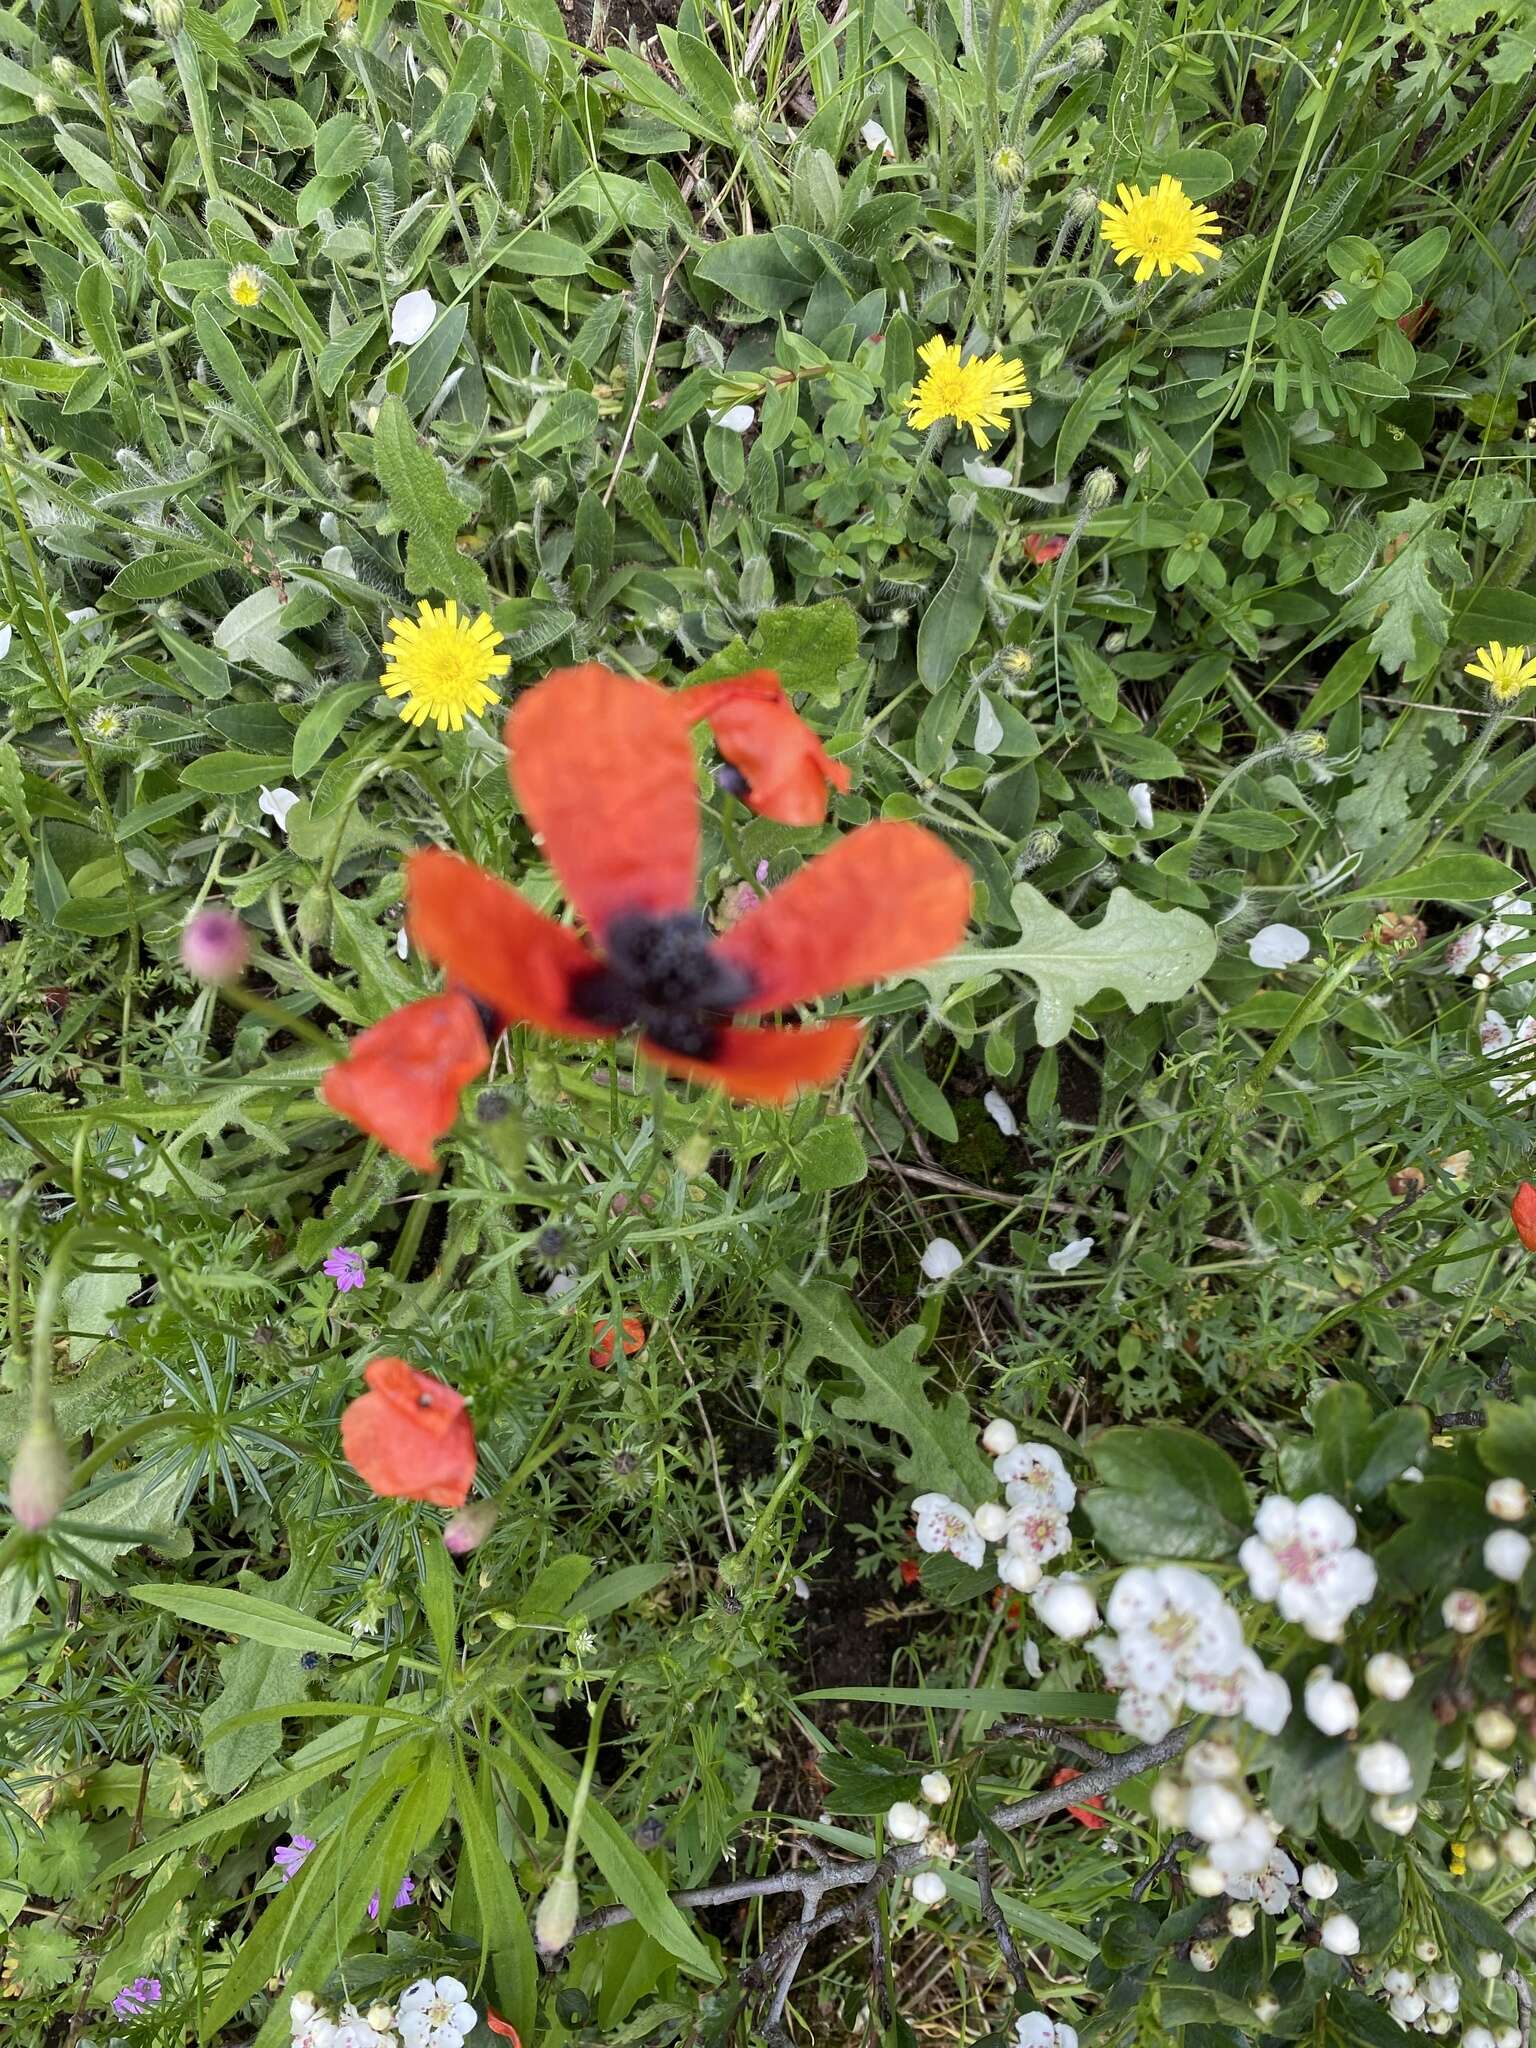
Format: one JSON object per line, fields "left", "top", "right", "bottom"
{"left": 1225, "top": 1844, "right": 1298, "bottom": 1916}
{"left": 396, "top": 1978, "right": 476, "bottom": 2048}
{"left": 912, "top": 1493, "right": 986, "bottom": 1569}
{"left": 1090, "top": 1563, "right": 1290, "bottom": 1741}
{"left": 1304, "top": 1669, "right": 1358, "bottom": 1736}
{"left": 1485, "top": 1528, "right": 1532, "bottom": 1582}
{"left": 1013, "top": 2016, "right": 1078, "bottom": 2048}
{"left": 994, "top": 1440, "right": 1076, "bottom": 1514}
{"left": 1032, "top": 1572, "right": 1098, "bottom": 1639}
{"left": 1239, "top": 1493, "right": 1377, "bottom": 1641}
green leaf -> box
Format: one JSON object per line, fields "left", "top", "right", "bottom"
{"left": 917, "top": 530, "right": 988, "bottom": 690}
{"left": 128, "top": 1584, "right": 358, "bottom": 1655}
{"left": 1338, "top": 853, "right": 1523, "bottom": 903}
{"left": 1083, "top": 1425, "right": 1252, "bottom": 1561}
{"left": 794, "top": 1115, "right": 868, "bottom": 1193}
{"left": 916, "top": 884, "right": 1217, "bottom": 1046}
{"left": 369, "top": 394, "right": 489, "bottom": 607}
{"left": 1277, "top": 1384, "right": 1427, "bottom": 1504}
{"left": 887, "top": 1054, "right": 957, "bottom": 1142}
{"left": 693, "top": 233, "right": 814, "bottom": 315}
{"left": 200, "top": 1558, "right": 326, "bottom": 1795}
{"left": 0, "top": 138, "right": 97, "bottom": 256}
{"left": 212, "top": 583, "right": 327, "bottom": 681}
{"left": 770, "top": 1273, "right": 994, "bottom": 1505}
{"left": 454, "top": 1751, "right": 538, "bottom": 2036}
{"left": 1477, "top": 1400, "right": 1536, "bottom": 1485}
{"left": 291, "top": 681, "right": 377, "bottom": 778}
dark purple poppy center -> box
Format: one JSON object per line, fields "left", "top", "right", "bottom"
{"left": 572, "top": 911, "right": 753, "bottom": 1059}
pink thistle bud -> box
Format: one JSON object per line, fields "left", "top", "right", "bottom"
{"left": 10, "top": 1417, "right": 71, "bottom": 1530}
{"left": 180, "top": 906, "right": 250, "bottom": 984}
{"left": 443, "top": 1500, "right": 499, "bottom": 1557}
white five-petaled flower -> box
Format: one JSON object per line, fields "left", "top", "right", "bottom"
{"left": 1445, "top": 923, "right": 1485, "bottom": 974}
{"left": 390, "top": 289, "right": 438, "bottom": 348}
{"left": 1248, "top": 923, "right": 1310, "bottom": 969}
{"left": 1225, "top": 1844, "right": 1298, "bottom": 1916}
{"left": 258, "top": 784, "right": 301, "bottom": 834}
{"left": 1482, "top": 1011, "right": 1536, "bottom": 1102}
{"left": 1091, "top": 1562, "right": 1289, "bottom": 1740}
{"left": 912, "top": 1492, "right": 985, "bottom": 1569}
{"left": 396, "top": 1977, "right": 476, "bottom": 2048}
{"left": 1239, "top": 1493, "right": 1376, "bottom": 1641}
{"left": 993, "top": 1440, "right": 1076, "bottom": 1514}
{"left": 1047, "top": 1234, "right": 1094, "bottom": 1274}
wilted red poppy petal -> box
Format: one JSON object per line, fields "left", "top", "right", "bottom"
{"left": 321, "top": 993, "right": 489, "bottom": 1172}
{"left": 508, "top": 665, "right": 699, "bottom": 938}
{"left": 1050, "top": 1765, "right": 1108, "bottom": 1828}
{"left": 486, "top": 2016, "right": 522, "bottom": 2045}
{"left": 640, "top": 1018, "right": 862, "bottom": 1102}
{"left": 340, "top": 1357, "right": 477, "bottom": 1507}
{"left": 719, "top": 821, "right": 971, "bottom": 1013}
{"left": 407, "top": 848, "right": 601, "bottom": 1038}
{"left": 1513, "top": 1182, "right": 1536, "bottom": 1252}
{"left": 590, "top": 1316, "right": 647, "bottom": 1369}
{"left": 681, "top": 670, "right": 852, "bottom": 827}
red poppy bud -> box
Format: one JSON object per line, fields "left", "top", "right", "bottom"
{"left": 9, "top": 1417, "right": 71, "bottom": 1530}
{"left": 590, "top": 1317, "right": 646, "bottom": 1369}
{"left": 680, "top": 671, "right": 851, "bottom": 826}
{"left": 1023, "top": 532, "right": 1068, "bottom": 565}
{"left": 340, "top": 1358, "right": 477, "bottom": 1507}
{"left": 1513, "top": 1183, "right": 1536, "bottom": 1253}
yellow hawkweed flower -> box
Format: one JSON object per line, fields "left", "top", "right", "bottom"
{"left": 1097, "top": 175, "right": 1222, "bottom": 284}
{"left": 907, "top": 336, "right": 1032, "bottom": 449}
{"left": 1466, "top": 642, "right": 1536, "bottom": 704}
{"left": 227, "top": 265, "right": 265, "bottom": 309}
{"left": 379, "top": 600, "right": 509, "bottom": 734}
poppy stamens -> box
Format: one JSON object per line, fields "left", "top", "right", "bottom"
{"left": 571, "top": 911, "right": 754, "bottom": 1059}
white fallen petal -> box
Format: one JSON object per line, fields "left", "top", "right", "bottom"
{"left": 973, "top": 691, "right": 1004, "bottom": 754}
{"left": 710, "top": 404, "right": 755, "bottom": 433}
{"left": 964, "top": 460, "right": 1012, "bottom": 489}
{"left": 983, "top": 1088, "right": 1018, "bottom": 1137}
{"left": 860, "top": 118, "right": 893, "bottom": 156}
{"left": 920, "top": 1237, "right": 964, "bottom": 1282}
{"left": 1248, "top": 923, "right": 1310, "bottom": 969}
{"left": 390, "top": 288, "right": 438, "bottom": 347}
{"left": 1128, "top": 781, "right": 1154, "bottom": 830}
{"left": 257, "top": 784, "right": 300, "bottom": 833}
{"left": 1047, "top": 1235, "right": 1094, "bottom": 1274}
{"left": 395, "top": 926, "right": 409, "bottom": 961}
{"left": 0, "top": 623, "right": 10, "bottom": 660}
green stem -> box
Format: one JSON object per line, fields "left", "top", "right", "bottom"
{"left": 1241, "top": 943, "right": 1370, "bottom": 1108}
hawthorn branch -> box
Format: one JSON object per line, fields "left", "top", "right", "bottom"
{"left": 975, "top": 1836, "right": 1027, "bottom": 1986}
{"left": 567, "top": 1723, "right": 1193, "bottom": 1956}
{"left": 1131, "top": 1831, "right": 1193, "bottom": 1905}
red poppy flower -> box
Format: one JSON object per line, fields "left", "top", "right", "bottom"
{"left": 393, "top": 664, "right": 969, "bottom": 1112}
{"left": 486, "top": 2016, "right": 522, "bottom": 2045}
{"left": 898, "top": 1557, "right": 922, "bottom": 1587}
{"left": 1049, "top": 1765, "right": 1107, "bottom": 1829}
{"left": 1513, "top": 1183, "right": 1536, "bottom": 1253}
{"left": 1023, "top": 532, "right": 1068, "bottom": 565}
{"left": 590, "top": 1316, "right": 646, "bottom": 1369}
{"left": 340, "top": 1357, "right": 477, "bottom": 1507}
{"left": 321, "top": 993, "right": 490, "bottom": 1172}
{"left": 679, "top": 669, "right": 852, "bottom": 826}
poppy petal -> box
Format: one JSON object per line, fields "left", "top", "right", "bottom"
{"left": 321, "top": 993, "right": 489, "bottom": 1172}
{"left": 508, "top": 665, "right": 699, "bottom": 937}
{"left": 340, "top": 1358, "right": 477, "bottom": 1508}
{"left": 639, "top": 1018, "right": 862, "bottom": 1102}
{"left": 718, "top": 821, "right": 971, "bottom": 1012}
{"left": 680, "top": 670, "right": 851, "bottom": 827}
{"left": 406, "top": 848, "right": 602, "bottom": 1038}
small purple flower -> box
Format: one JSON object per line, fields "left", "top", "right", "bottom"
{"left": 323, "top": 1247, "right": 366, "bottom": 1293}
{"left": 367, "top": 1872, "right": 416, "bottom": 1920}
{"left": 273, "top": 1834, "right": 316, "bottom": 1882}
{"left": 112, "top": 1977, "right": 162, "bottom": 2019}
{"left": 755, "top": 858, "right": 771, "bottom": 884}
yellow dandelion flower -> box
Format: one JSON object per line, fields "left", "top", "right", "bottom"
{"left": 227, "top": 265, "right": 265, "bottom": 309}
{"left": 1097, "top": 175, "right": 1222, "bottom": 284}
{"left": 380, "top": 600, "right": 509, "bottom": 733}
{"left": 906, "top": 337, "right": 1032, "bottom": 449}
{"left": 1466, "top": 642, "right": 1536, "bottom": 704}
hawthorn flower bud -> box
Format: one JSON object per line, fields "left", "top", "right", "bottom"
{"left": 1486, "top": 1477, "right": 1530, "bottom": 1520}
{"left": 1364, "top": 1652, "right": 1413, "bottom": 1700}
{"left": 1252, "top": 1993, "right": 1280, "bottom": 2024}
{"left": 1190, "top": 1940, "right": 1219, "bottom": 1972}
{"left": 1301, "top": 1863, "right": 1338, "bottom": 1900}
{"left": 9, "top": 1417, "right": 71, "bottom": 1530}
{"left": 1485, "top": 1529, "right": 1532, "bottom": 1582}
{"left": 1475, "top": 1706, "right": 1518, "bottom": 1750}
{"left": 1320, "top": 1913, "right": 1360, "bottom": 1956}
{"left": 920, "top": 1771, "right": 952, "bottom": 1805}
{"left": 1228, "top": 1902, "right": 1256, "bottom": 1937}
{"left": 911, "top": 1869, "right": 946, "bottom": 1906}
{"left": 997, "top": 1551, "right": 1042, "bottom": 1592}
{"left": 1187, "top": 1857, "right": 1224, "bottom": 1897}
{"left": 1477, "top": 1951, "right": 1503, "bottom": 1979}
{"left": 1150, "top": 1776, "right": 1187, "bottom": 1828}
{"left": 1355, "top": 1741, "right": 1412, "bottom": 1795}
{"left": 1466, "top": 1834, "right": 1499, "bottom": 1872}
{"left": 1185, "top": 1738, "right": 1241, "bottom": 1781}
{"left": 974, "top": 1502, "right": 1009, "bottom": 1543}
{"left": 982, "top": 1418, "right": 1018, "bottom": 1457}
{"left": 885, "top": 1801, "right": 930, "bottom": 1845}
{"left": 535, "top": 1872, "right": 580, "bottom": 1953}
{"left": 1502, "top": 1826, "right": 1536, "bottom": 1869}
{"left": 1371, "top": 1797, "right": 1418, "bottom": 1835}
{"left": 1443, "top": 1588, "right": 1487, "bottom": 1634}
